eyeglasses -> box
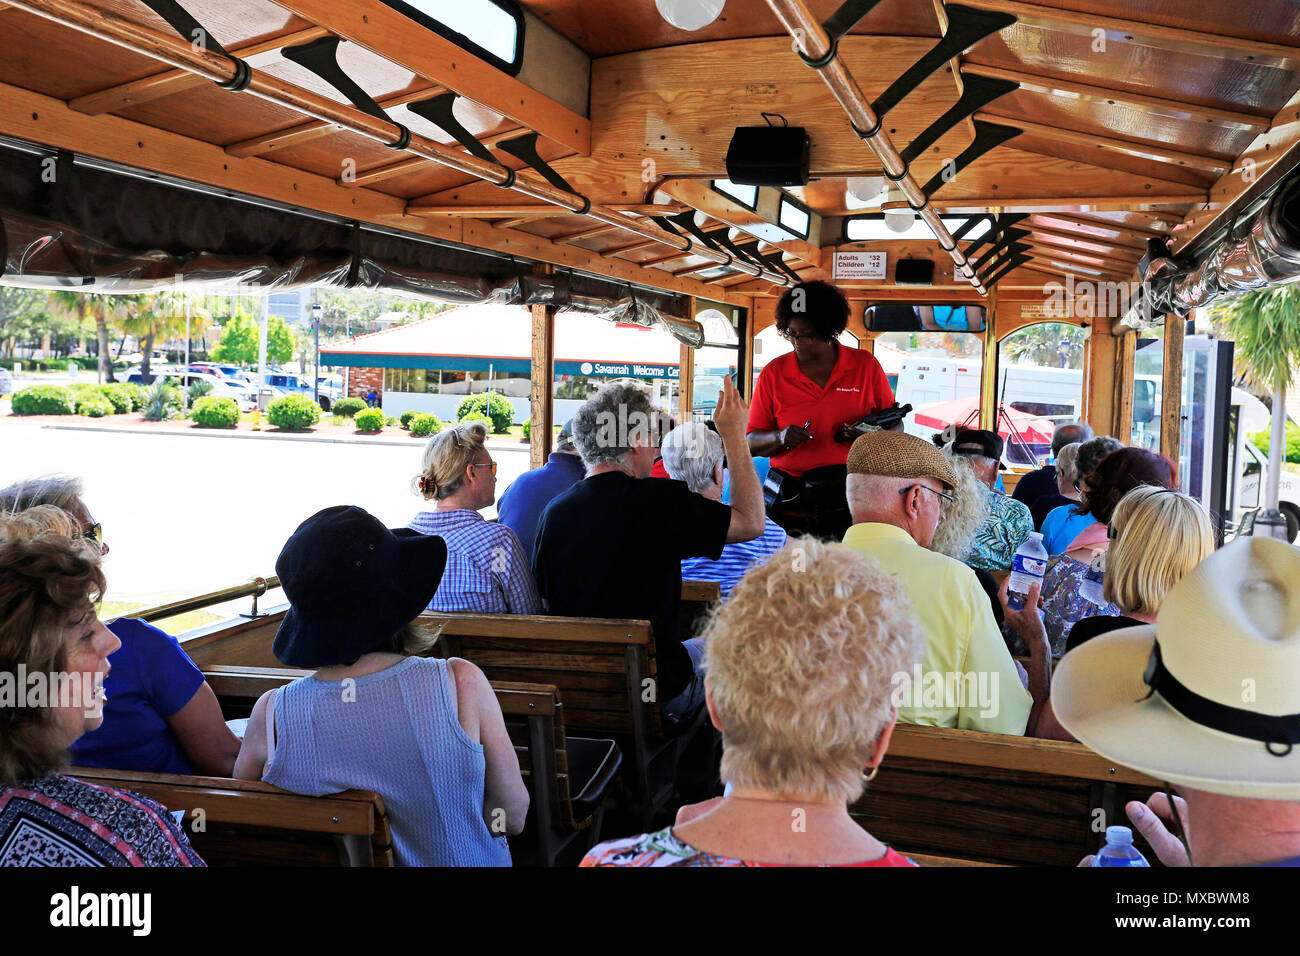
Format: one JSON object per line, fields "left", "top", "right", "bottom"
{"left": 75, "top": 523, "right": 105, "bottom": 551}
{"left": 899, "top": 484, "right": 955, "bottom": 508}
{"left": 471, "top": 462, "right": 498, "bottom": 477}
{"left": 780, "top": 330, "right": 824, "bottom": 344}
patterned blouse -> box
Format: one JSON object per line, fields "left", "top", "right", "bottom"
{"left": 1040, "top": 555, "right": 1120, "bottom": 655}
{"left": 580, "top": 827, "right": 917, "bottom": 867}
{"left": 966, "top": 488, "right": 1034, "bottom": 573}
{"left": 0, "top": 773, "right": 205, "bottom": 866}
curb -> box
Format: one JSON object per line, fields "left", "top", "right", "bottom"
{"left": 40, "top": 422, "right": 533, "bottom": 452}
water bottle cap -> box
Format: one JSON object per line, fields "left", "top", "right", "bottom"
{"left": 1028, "top": 532, "right": 1043, "bottom": 542}
{"left": 1105, "top": 825, "right": 1133, "bottom": 845}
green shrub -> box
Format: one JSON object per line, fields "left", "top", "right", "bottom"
{"left": 141, "top": 381, "right": 179, "bottom": 421}
{"left": 333, "top": 397, "right": 367, "bottom": 418}
{"left": 11, "top": 385, "right": 75, "bottom": 415}
{"left": 354, "top": 407, "right": 385, "bottom": 433}
{"left": 459, "top": 411, "right": 493, "bottom": 431}
{"left": 410, "top": 413, "right": 442, "bottom": 437}
{"left": 76, "top": 395, "right": 114, "bottom": 418}
{"left": 456, "top": 391, "right": 513, "bottom": 433}
{"left": 1251, "top": 423, "right": 1300, "bottom": 464}
{"left": 400, "top": 410, "right": 419, "bottom": 430}
{"left": 99, "top": 384, "right": 134, "bottom": 415}
{"left": 385, "top": 416, "right": 399, "bottom": 427}
{"left": 267, "top": 394, "right": 321, "bottom": 431}
{"left": 186, "top": 378, "right": 214, "bottom": 408}
{"left": 521, "top": 418, "right": 531, "bottom": 440}
{"left": 190, "top": 395, "right": 240, "bottom": 429}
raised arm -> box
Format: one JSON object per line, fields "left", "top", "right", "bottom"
{"left": 714, "top": 378, "right": 765, "bottom": 544}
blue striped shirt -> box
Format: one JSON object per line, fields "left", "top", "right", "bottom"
{"left": 409, "top": 509, "right": 541, "bottom": 615}
{"left": 680, "top": 517, "right": 788, "bottom": 599}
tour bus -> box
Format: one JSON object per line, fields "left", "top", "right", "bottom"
{"left": 3, "top": 0, "right": 1300, "bottom": 900}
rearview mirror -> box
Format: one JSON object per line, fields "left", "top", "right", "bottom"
{"left": 865, "top": 304, "right": 987, "bottom": 333}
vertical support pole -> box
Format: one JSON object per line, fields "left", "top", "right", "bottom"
{"left": 740, "top": 297, "right": 757, "bottom": 402}
{"left": 1113, "top": 333, "right": 1136, "bottom": 443}
{"left": 529, "top": 300, "right": 555, "bottom": 471}
{"left": 980, "top": 286, "right": 999, "bottom": 431}
{"left": 257, "top": 294, "right": 270, "bottom": 411}
{"left": 678, "top": 296, "right": 696, "bottom": 423}
{"left": 1160, "top": 313, "right": 1185, "bottom": 466}
{"left": 678, "top": 342, "right": 694, "bottom": 424}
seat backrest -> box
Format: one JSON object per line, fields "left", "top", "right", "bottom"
{"left": 414, "top": 611, "right": 661, "bottom": 741}
{"left": 852, "top": 725, "right": 1161, "bottom": 867}
{"left": 69, "top": 766, "right": 394, "bottom": 867}
{"left": 201, "top": 666, "right": 589, "bottom": 856}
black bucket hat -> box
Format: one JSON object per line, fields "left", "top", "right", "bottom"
{"left": 272, "top": 505, "right": 448, "bottom": 668}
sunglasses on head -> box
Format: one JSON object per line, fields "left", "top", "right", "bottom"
{"left": 76, "top": 523, "right": 105, "bottom": 550}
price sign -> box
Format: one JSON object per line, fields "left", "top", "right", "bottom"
{"left": 834, "top": 250, "right": 888, "bottom": 280}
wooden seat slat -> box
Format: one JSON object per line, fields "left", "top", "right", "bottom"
{"left": 416, "top": 613, "right": 652, "bottom": 645}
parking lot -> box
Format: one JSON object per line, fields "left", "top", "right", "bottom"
{"left": 1, "top": 419, "right": 533, "bottom": 614}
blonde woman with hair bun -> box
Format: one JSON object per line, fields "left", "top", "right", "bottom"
{"left": 408, "top": 421, "right": 541, "bottom": 615}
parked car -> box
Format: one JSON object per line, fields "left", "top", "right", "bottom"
{"left": 183, "top": 372, "right": 257, "bottom": 411}
{"left": 262, "top": 371, "right": 334, "bottom": 411}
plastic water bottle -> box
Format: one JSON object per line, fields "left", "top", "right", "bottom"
{"left": 1007, "top": 532, "right": 1048, "bottom": 610}
{"left": 1080, "top": 551, "right": 1107, "bottom": 605}
{"left": 1092, "top": 826, "right": 1150, "bottom": 866}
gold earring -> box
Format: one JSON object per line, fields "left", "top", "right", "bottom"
{"left": 861, "top": 765, "right": 879, "bottom": 783}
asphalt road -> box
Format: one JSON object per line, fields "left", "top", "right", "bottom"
{"left": 1, "top": 420, "right": 533, "bottom": 612}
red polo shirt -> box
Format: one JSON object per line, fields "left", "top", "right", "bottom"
{"left": 748, "top": 345, "right": 894, "bottom": 477}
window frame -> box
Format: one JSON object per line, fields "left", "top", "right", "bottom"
{"left": 376, "top": 0, "right": 527, "bottom": 76}
{"left": 777, "top": 192, "right": 812, "bottom": 240}
{"left": 711, "top": 179, "right": 759, "bottom": 212}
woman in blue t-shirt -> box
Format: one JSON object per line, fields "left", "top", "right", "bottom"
{"left": 0, "top": 476, "right": 241, "bottom": 776}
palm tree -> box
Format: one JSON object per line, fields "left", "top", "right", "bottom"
{"left": 119, "top": 291, "right": 188, "bottom": 380}
{"left": 1209, "top": 285, "right": 1300, "bottom": 516}
{"left": 47, "top": 291, "right": 126, "bottom": 382}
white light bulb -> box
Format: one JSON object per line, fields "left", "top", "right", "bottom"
{"left": 884, "top": 209, "right": 915, "bottom": 233}
{"left": 846, "top": 176, "right": 887, "bottom": 205}
{"left": 655, "top": 0, "right": 725, "bottom": 31}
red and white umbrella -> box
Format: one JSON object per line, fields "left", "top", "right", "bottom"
{"left": 911, "top": 396, "right": 1055, "bottom": 445}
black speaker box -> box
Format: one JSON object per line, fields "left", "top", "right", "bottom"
{"left": 895, "top": 258, "right": 935, "bottom": 285}
{"left": 725, "top": 126, "right": 811, "bottom": 186}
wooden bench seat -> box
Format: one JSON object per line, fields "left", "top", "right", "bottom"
{"left": 201, "top": 665, "right": 620, "bottom": 866}
{"left": 69, "top": 766, "right": 394, "bottom": 866}
{"left": 852, "top": 724, "right": 1162, "bottom": 867}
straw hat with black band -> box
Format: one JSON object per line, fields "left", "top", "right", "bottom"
{"left": 1053, "top": 536, "right": 1300, "bottom": 800}
{"left": 273, "top": 505, "right": 448, "bottom": 668}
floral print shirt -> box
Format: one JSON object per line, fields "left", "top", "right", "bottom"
{"left": 580, "top": 826, "right": 917, "bottom": 867}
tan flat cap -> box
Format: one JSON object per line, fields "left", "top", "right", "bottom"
{"left": 846, "top": 430, "right": 958, "bottom": 489}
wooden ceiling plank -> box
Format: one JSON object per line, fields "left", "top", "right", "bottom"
{"left": 225, "top": 82, "right": 443, "bottom": 158}
{"left": 963, "top": 63, "right": 1272, "bottom": 130}
{"left": 343, "top": 124, "right": 527, "bottom": 188}
{"left": 974, "top": 111, "right": 1232, "bottom": 174}
{"left": 1035, "top": 212, "right": 1173, "bottom": 240}
{"left": 932, "top": 195, "right": 1205, "bottom": 211}
{"left": 69, "top": 25, "right": 330, "bottom": 115}
{"left": 556, "top": 222, "right": 622, "bottom": 243}
{"left": 998, "top": 143, "right": 1213, "bottom": 192}
{"left": 1024, "top": 238, "right": 1138, "bottom": 265}
{"left": 492, "top": 216, "right": 546, "bottom": 230}
{"left": 1027, "top": 221, "right": 1146, "bottom": 253}
{"left": 600, "top": 238, "right": 660, "bottom": 258}
{"left": 263, "top": 0, "right": 591, "bottom": 154}
{"left": 1026, "top": 243, "right": 1140, "bottom": 273}
{"left": 1170, "top": 87, "right": 1300, "bottom": 255}
{"left": 640, "top": 250, "right": 694, "bottom": 267}
{"left": 958, "top": 0, "right": 1300, "bottom": 68}
{"left": 405, "top": 202, "right": 676, "bottom": 217}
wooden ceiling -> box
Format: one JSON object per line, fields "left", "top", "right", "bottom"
{"left": 2, "top": 0, "right": 1299, "bottom": 299}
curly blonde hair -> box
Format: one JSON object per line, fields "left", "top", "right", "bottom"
{"left": 931, "top": 451, "right": 989, "bottom": 560}
{"left": 701, "top": 536, "right": 923, "bottom": 803}
{"left": 413, "top": 422, "right": 488, "bottom": 500}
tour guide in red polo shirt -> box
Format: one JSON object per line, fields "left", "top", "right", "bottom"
{"left": 747, "top": 280, "right": 895, "bottom": 540}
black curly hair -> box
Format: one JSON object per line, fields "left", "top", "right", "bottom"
{"left": 775, "top": 280, "right": 850, "bottom": 341}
